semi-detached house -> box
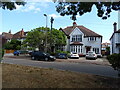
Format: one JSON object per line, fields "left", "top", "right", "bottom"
{"left": 110, "top": 22, "right": 120, "bottom": 54}
{"left": 60, "top": 22, "right": 102, "bottom": 55}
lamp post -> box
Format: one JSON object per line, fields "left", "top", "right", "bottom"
{"left": 50, "top": 17, "right": 54, "bottom": 52}
{"left": 44, "top": 14, "right": 48, "bottom": 53}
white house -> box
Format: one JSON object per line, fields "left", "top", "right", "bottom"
{"left": 110, "top": 22, "right": 120, "bottom": 54}
{"left": 60, "top": 22, "right": 102, "bottom": 55}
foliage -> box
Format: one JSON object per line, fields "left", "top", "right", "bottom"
{"left": 50, "top": 28, "right": 66, "bottom": 46}
{"left": 23, "top": 27, "right": 66, "bottom": 52}
{"left": 23, "top": 27, "right": 47, "bottom": 51}
{"left": 0, "top": 0, "right": 26, "bottom": 10}
{"left": 105, "top": 46, "right": 110, "bottom": 55}
{"left": 3, "top": 39, "right": 21, "bottom": 50}
{"left": 0, "top": 48, "right": 4, "bottom": 61}
{"left": 54, "top": 1, "right": 120, "bottom": 20}
{"left": 56, "top": 50, "right": 70, "bottom": 55}
{"left": 107, "top": 53, "right": 120, "bottom": 71}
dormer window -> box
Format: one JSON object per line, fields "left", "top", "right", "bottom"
{"left": 88, "top": 37, "right": 96, "bottom": 41}
{"left": 72, "top": 35, "right": 82, "bottom": 42}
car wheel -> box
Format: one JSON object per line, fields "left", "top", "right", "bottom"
{"left": 31, "top": 56, "right": 36, "bottom": 60}
{"left": 45, "top": 57, "right": 48, "bottom": 61}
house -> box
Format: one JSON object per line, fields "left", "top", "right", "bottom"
{"left": 2, "top": 30, "right": 13, "bottom": 43}
{"left": 110, "top": 22, "right": 120, "bottom": 54}
{"left": 12, "top": 28, "right": 28, "bottom": 42}
{"left": 60, "top": 22, "right": 102, "bottom": 55}
{"left": 2, "top": 29, "right": 28, "bottom": 43}
{"left": 101, "top": 42, "right": 110, "bottom": 55}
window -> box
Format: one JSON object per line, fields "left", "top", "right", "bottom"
{"left": 88, "top": 37, "right": 96, "bottom": 41}
{"left": 72, "top": 35, "right": 82, "bottom": 42}
{"left": 93, "top": 48, "right": 99, "bottom": 54}
{"left": 71, "top": 45, "right": 82, "bottom": 53}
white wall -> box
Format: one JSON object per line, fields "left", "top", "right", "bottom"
{"left": 67, "top": 27, "right": 102, "bottom": 54}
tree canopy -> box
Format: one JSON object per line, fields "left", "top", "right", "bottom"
{"left": 23, "top": 27, "right": 66, "bottom": 52}
{"left": 3, "top": 39, "right": 21, "bottom": 50}
{"left": 0, "top": 0, "right": 26, "bottom": 10}
{"left": 55, "top": 1, "right": 120, "bottom": 20}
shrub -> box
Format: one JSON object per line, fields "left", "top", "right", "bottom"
{"left": 56, "top": 50, "right": 70, "bottom": 55}
{"left": 0, "top": 49, "right": 4, "bottom": 61}
{"left": 107, "top": 53, "right": 120, "bottom": 70}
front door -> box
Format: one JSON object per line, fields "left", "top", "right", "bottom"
{"left": 86, "top": 47, "right": 91, "bottom": 53}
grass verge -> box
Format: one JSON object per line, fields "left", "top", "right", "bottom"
{"left": 2, "top": 63, "right": 120, "bottom": 88}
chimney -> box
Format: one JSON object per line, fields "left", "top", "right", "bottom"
{"left": 21, "top": 28, "right": 24, "bottom": 36}
{"left": 113, "top": 22, "right": 117, "bottom": 32}
{"left": 73, "top": 22, "right": 77, "bottom": 27}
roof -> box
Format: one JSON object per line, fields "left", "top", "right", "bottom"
{"left": 61, "top": 25, "right": 102, "bottom": 37}
{"left": 115, "top": 29, "right": 120, "bottom": 33}
{"left": 110, "top": 29, "right": 120, "bottom": 40}
{"left": 12, "top": 30, "right": 28, "bottom": 39}
{"left": 102, "top": 43, "right": 110, "bottom": 45}
{"left": 70, "top": 42, "right": 83, "bottom": 45}
{"left": 2, "top": 32, "right": 13, "bottom": 39}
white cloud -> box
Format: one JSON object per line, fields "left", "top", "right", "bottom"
{"left": 15, "top": 2, "right": 41, "bottom": 13}
{"left": 49, "top": 14, "right": 62, "bottom": 18}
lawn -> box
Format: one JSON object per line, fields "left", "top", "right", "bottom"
{"left": 2, "top": 63, "right": 120, "bottom": 88}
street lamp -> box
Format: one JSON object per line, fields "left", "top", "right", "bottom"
{"left": 44, "top": 14, "right": 48, "bottom": 53}
{"left": 50, "top": 17, "right": 54, "bottom": 52}
{"left": 44, "top": 14, "right": 48, "bottom": 28}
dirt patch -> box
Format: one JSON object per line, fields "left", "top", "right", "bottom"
{"left": 2, "top": 63, "right": 120, "bottom": 88}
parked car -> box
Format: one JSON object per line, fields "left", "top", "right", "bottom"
{"left": 13, "top": 50, "right": 20, "bottom": 56}
{"left": 86, "top": 51, "right": 97, "bottom": 60}
{"left": 56, "top": 53, "right": 68, "bottom": 59}
{"left": 31, "top": 51, "right": 56, "bottom": 61}
{"left": 69, "top": 53, "right": 79, "bottom": 59}
{"left": 97, "top": 54, "right": 102, "bottom": 58}
{"left": 28, "top": 51, "right": 33, "bottom": 56}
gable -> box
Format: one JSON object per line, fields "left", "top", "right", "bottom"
{"left": 70, "top": 27, "right": 84, "bottom": 36}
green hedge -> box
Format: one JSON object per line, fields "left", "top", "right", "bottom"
{"left": 107, "top": 53, "right": 120, "bottom": 70}
{"left": 0, "top": 49, "right": 4, "bottom": 61}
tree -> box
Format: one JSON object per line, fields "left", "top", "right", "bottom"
{"left": 3, "top": 39, "right": 21, "bottom": 50}
{"left": 54, "top": 1, "right": 120, "bottom": 20}
{"left": 49, "top": 28, "right": 66, "bottom": 52}
{"left": 23, "top": 27, "right": 66, "bottom": 52}
{"left": 23, "top": 27, "right": 47, "bottom": 51}
{"left": 0, "top": 0, "right": 26, "bottom": 10}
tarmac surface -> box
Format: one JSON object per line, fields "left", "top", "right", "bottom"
{"left": 2, "top": 53, "right": 119, "bottom": 78}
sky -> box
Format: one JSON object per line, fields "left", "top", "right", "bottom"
{"left": 0, "top": 1, "right": 119, "bottom": 43}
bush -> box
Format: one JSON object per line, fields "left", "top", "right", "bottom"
{"left": 0, "top": 49, "right": 4, "bottom": 61}
{"left": 107, "top": 53, "right": 120, "bottom": 70}
{"left": 56, "top": 50, "right": 70, "bottom": 55}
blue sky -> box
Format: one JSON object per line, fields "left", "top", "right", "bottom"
{"left": 1, "top": 1, "right": 119, "bottom": 43}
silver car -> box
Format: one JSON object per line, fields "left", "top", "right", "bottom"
{"left": 86, "top": 51, "right": 97, "bottom": 60}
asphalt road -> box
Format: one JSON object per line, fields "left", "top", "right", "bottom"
{"left": 3, "top": 57, "right": 119, "bottom": 78}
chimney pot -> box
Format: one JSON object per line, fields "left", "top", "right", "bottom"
{"left": 73, "top": 22, "right": 77, "bottom": 27}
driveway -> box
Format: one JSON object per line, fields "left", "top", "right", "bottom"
{"left": 3, "top": 54, "right": 119, "bottom": 78}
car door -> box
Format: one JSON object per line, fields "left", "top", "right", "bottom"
{"left": 38, "top": 52, "right": 45, "bottom": 60}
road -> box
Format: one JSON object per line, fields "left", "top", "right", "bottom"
{"left": 2, "top": 57, "right": 119, "bottom": 78}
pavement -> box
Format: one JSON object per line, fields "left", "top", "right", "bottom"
{"left": 2, "top": 53, "right": 119, "bottom": 78}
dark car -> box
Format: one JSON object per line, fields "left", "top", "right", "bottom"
{"left": 31, "top": 51, "right": 56, "bottom": 61}
{"left": 13, "top": 50, "right": 20, "bottom": 56}
{"left": 56, "top": 53, "right": 68, "bottom": 59}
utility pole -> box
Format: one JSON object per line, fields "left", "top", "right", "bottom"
{"left": 44, "top": 14, "right": 48, "bottom": 53}
{"left": 50, "top": 17, "right": 54, "bottom": 52}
